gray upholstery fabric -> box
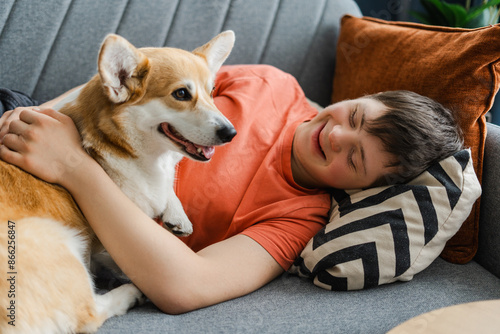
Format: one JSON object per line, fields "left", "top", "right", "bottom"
{"left": 0, "top": 0, "right": 359, "bottom": 106}
{"left": 2, "top": 1, "right": 500, "bottom": 333}
{"left": 98, "top": 258, "right": 500, "bottom": 333}
{"left": 476, "top": 123, "right": 500, "bottom": 278}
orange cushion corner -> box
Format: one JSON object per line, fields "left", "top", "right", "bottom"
{"left": 332, "top": 15, "right": 500, "bottom": 264}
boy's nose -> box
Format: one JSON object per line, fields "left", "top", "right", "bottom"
{"left": 329, "top": 126, "right": 354, "bottom": 152}
{"left": 329, "top": 127, "right": 341, "bottom": 152}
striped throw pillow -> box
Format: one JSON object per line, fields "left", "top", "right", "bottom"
{"left": 290, "top": 150, "right": 481, "bottom": 290}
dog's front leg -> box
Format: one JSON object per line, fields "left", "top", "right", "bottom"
{"left": 161, "top": 190, "right": 193, "bottom": 236}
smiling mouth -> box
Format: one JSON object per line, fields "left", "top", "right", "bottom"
{"left": 314, "top": 123, "right": 326, "bottom": 160}
{"left": 159, "top": 122, "right": 215, "bottom": 161}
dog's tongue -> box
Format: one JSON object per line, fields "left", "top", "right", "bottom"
{"left": 188, "top": 144, "right": 215, "bottom": 160}
{"left": 200, "top": 145, "right": 215, "bottom": 160}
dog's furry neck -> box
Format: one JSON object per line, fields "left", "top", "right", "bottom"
{"left": 58, "top": 76, "right": 138, "bottom": 162}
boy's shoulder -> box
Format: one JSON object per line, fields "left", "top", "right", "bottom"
{"left": 216, "top": 64, "right": 294, "bottom": 85}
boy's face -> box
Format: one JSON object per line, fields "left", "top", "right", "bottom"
{"left": 292, "top": 97, "right": 396, "bottom": 190}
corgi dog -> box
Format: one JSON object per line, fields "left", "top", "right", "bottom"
{"left": 0, "top": 31, "right": 235, "bottom": 333}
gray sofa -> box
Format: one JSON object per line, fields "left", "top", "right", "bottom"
{"left": 2, "top": 0, "right": 499, "bottom": 333}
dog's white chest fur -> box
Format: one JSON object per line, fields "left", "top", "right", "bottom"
{"left": 98, "top": 147, "right": 191, "bottom": 234}
{"left": 102, "top": 151, "right": 180, "bottom": 217}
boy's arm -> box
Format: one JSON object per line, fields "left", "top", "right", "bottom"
{"left": 40, "top": 85, "right": 84, "bottom": 109}
{"left": 66, "top": 156, "right": 283, "bottom": 314}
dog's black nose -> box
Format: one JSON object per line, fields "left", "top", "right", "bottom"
{"left": 217, "top": 125, "right": 237, "bottom": 143}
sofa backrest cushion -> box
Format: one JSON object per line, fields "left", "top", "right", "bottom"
{"left": 0, "top": 0, "right": 360, "bottom": 107}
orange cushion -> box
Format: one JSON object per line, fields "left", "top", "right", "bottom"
{"left": 332, "top": 15, "right": 500, "bottom": 264}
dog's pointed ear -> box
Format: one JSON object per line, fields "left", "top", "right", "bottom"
{"left": 98, "top": 34, "right": 150, "bottom": 104}
{"left": 193, "top": 30, "right": 235, "bottom": 75}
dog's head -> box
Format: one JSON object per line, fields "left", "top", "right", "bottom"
{"left": 94, "top": 31, "right": 236, "bottom": 161}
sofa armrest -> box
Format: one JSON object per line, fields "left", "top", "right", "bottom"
{"left": 475, "top": 122, "right": 500, "bottom": 278}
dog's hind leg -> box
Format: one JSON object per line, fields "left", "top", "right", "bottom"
{"left": 0, "top": 217, "right": 120, "bottom": 334}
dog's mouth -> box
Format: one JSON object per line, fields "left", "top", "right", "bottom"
{"left": 159, "top": 122, "right": 215, "bottom": 161}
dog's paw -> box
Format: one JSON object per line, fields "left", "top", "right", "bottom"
{"left": 119, "top": 283, "right": 146, "bottom": 309}
{"left": 161, "top": 211, "right": 193, "bottom": 236}
{"left": 96, "top": 283, "right": 145, "bottom": 319}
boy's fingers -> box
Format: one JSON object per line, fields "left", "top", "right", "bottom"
{"left": 0, "top": 110, "right": 15, "bottom": 139}
{"left": 18, "top": 109, "right": 44, "bottom": 125}
{"left": 0, "top": 142, "right": 24, "bottom": 165}
{"left": 0, "top": 109, "right": 13, "bottom": 125}
{"left": 38, "top": 108, "right": 69, "bottom": 123}
{"left": 6, "top": 119, "right": 30, "bottom": 137}
{"left": 1, "top": 132, "right": 27, "bottom": 153}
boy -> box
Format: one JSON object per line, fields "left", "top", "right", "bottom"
{"left": 0, "top": 65, "right": 462, "bottom": 313}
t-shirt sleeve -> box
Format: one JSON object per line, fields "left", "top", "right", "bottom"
{"left": 241, "top": 197, "right": 330, "bottom": 270}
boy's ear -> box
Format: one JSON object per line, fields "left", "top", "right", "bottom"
{"left": 192, "top": 30, "right": 235, "bottom": 75}
{"left": 98, "top": 34, "right": 150, "bottom": 104}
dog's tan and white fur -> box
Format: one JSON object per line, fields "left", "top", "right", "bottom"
{"left": 0, "top": 31, "right": 235, "bottom": 333}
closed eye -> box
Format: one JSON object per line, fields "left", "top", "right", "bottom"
{"left": 349, "top": 106, "right": 358, "bottom": 128}
{"left": 348, "top": 147, "right": 356, "bottom": 171}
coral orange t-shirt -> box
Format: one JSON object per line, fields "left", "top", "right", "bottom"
{"left": 175, "top": 65, "right": 331, "bottom": 270}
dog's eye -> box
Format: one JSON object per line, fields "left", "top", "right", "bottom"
{"left": 210, "top": 86, "right": 215, "bottom": 98}
{"left": 172, "top": 88, "right": 192, "bottom": 101}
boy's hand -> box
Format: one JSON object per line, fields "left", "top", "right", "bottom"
{"left": 0, "top": 107, "right": 39, "bottom": 144}
{"left": 0, "top": 108, "right": 88, "bottom": 185}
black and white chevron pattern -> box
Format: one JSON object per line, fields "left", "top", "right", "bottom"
{"left": 290, "top": 150, "right": 481, "bottom": 291}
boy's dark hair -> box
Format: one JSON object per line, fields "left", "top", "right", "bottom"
{"left": 365, "top": 90, "right": 464, "bottom": 186}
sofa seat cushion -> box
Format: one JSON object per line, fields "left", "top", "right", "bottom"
{"left": 97, "top": 258, "right": 500, "bottom": 334}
